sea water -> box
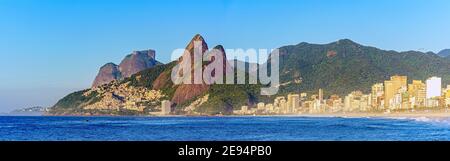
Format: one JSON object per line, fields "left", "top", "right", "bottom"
{"left": 0, "top": 116, "right": 449, "bottom": 141}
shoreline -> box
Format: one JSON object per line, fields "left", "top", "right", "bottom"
{"left": 295, "top": 112, "right": 450, "bottom": 119}
{"left": 5, "top": 112, "right": 449, "bottom": 119}
{"left": 250, "top": 111, "right": 450, "bottom": 119}
{"left": 7, "top": 109, "right": 450, "bottom": 118}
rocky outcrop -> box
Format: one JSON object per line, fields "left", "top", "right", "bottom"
{"left": 92, "top": 49, "right": 160, "bottom": 87}
{"left": 51, "top": 34, "right": 260, "bottom": 115}
{"left": 169, "top": 35, "right": 233, "bottom": 105}
{"left": 119, "top": 50, "right": 158, "bottom": 78}
{"left": 171, "top": 34, "right": 210, "bottom": 104}
{"left": 150, "top": 34, "right": 233, "bottom": 105}
{"left": 92, "top": 63, "right": 122, "bottom": 87}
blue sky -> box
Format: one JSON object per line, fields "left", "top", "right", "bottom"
{"left": 0, "top": 0, "right": 449, "bottom": 112}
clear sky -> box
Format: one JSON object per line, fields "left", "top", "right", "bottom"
{"left": 0, "top": 0, "right": 449, "bottom": 112}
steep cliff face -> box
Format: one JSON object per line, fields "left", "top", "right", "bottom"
{"left": 92, "top": 49, "right": 160, "bottom": 87}
{"left": 153, "top": 35, "right": 234, "bottom": 105}
{"left": 51, "top": 34, "right": 260, "bottom": 115}
{"left": 51, "top": 35, "right": 450, "bottom": 115}
{"left": 119, "top": 50, "right": 158, "bottom": 78}
{"left": 170, "top": 34, "right": 210, "bottom": 104}
{"left": 92, "top": 63, "right": 122, "bottom": 87}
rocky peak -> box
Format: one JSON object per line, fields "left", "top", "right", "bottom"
{"left": 183, "top": 34, "right": 209, "bottom": 58}
{"left": 92, "top": 63, "right": 121, "bottom": 87}
{"left": 133, "top": 50, "right": 155, "bottom": 59}
{"left": 212, "top": 45, "right": 225, "bottom": 53}
{"left": 171, "top": 34, "right": 211, "bottom": 105}
{"left": 208, "top": 45, "right": 233, "bottom": 75}
{"left": 333, "top": 39, "right": 361, "bottom": 47}
{"left": 92, "top": 49, "right": 160, "bottom": 87}
{"left": 176, "top": 34, "right": 210, "bottom": 81}
{"left": 206, "top": 45, "right": 227, "bottom": 62}
{"left": 119, "top": 49, "right": 158, "bottom": 78}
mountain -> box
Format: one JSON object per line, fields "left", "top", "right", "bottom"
{"left": 50, "top": 34, "right": 260, "bottom": 115}
{"left": 92, "top": 63, "right": 122, "bottom": 87}
{"left": 50, "top": 36, "right": 450, "bottom": 115}
{"left": 438, "top": 49, "right": 450, "bottom": 58}
{"left": 119, "top": 50, "right": 160, "bottom": 78}
{"left": 136, "top": 35, "right": 257, "bottom": 114}
{"left": 165, "top": 34, "right": 211, "bottom": 105}
{"left": 92, "top": 50, "right": 161, "bottom": 87}
{"left": 271, "top": 39, "right": 450, "bottom": 96}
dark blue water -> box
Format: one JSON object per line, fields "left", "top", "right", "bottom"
{"left": 0, "top": 116, "right": 450, "bottom": 141}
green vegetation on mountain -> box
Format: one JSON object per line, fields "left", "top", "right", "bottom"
{"left": 50, "top": 38, "right": 450, "bottom": 115}
{"left": 50, "top": 90, "right": 101, "bottom": 114}
{"left": 125, "top": 62, "right": 176, "bottom": 88}
{"left": 438, "top": 49, "right": 450, "bottom": 57}
{"left": 194, "top": 70, "right": 263, "bottom": 115}
{"left": 274, "top": 39, "right": 450, "bottom": 97}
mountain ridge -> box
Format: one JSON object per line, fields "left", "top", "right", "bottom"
{"left": 92, "top": 49, "right": 161, "bottom": 87}
{"left": 50, "top": 36, "right": 450, "bottom": 115}
{"left": 272, "top": 39, "right": 450, "bottom": 97}
{"left": 438, "top": 49, "right": 450, "bottom": 58}
{"left": 51, "top": 34, "right": 260, "bottom": 115}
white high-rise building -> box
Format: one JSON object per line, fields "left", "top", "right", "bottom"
{"left": 161, "top": 100, "right": 172, "bottom": 115}
{"left": 426, "top": 77, "right": 441, "bottom": 99}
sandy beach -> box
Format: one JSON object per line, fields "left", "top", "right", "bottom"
{"left": 298, "top": 110, "right": 450, "bottom": 118}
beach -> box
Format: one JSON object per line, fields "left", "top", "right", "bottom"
{"left": 297, "top": 110, "right": 450, "bottom": 118}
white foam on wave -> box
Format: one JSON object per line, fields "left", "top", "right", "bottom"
{"left": 411, "top": 117, "right": 450, "bottom": 125}
{"left": 388, "top": 117, "right": 412, "bottom": 120}
{"left": 383, "top": 116, "right": 450, "bottom": 126}
{"left": 413, "top": 117, "right": 432, "bottom": 122}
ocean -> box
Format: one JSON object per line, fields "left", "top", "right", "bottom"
{"left": 0, "top": 116, "right": 449, "bottom": 141}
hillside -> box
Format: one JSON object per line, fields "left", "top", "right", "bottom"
{"left": 50, "top": 35, "right": 261, "bottom": 115}
{"left": 50, "top": 37, "right": 450, "bottom": 115}
{"left": 273, "top": 39, "right": 450, "bottom": 96}
{"left": 92, "top": 50, "right": 161, "bottom": 87}
{"left": 438, "top": 49, "right": 450, "bottom": 57}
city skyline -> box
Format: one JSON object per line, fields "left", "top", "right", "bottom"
{"left": 237, "top": 75, "right": 449, "bottom": 115}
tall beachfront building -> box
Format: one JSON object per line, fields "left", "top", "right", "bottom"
{"left": 426, "top": 77, "right": 441, "bottom": 99}
{"left": 161, "top": 100, "right": 172, "bottom": 115}
{"left": 408, "top": 80, "right": 426, "bottom": 107}
{"left": 444, "top": 85, "right": 450, "bottom": 107}
{"left": 371, "top": 83, "right": 384, "bottom": 109}
{"left": 384, "top": 75, "right": 407, "bottom": 109}
{"left": 287, "top": 94, "right": 300, "bottom": 113}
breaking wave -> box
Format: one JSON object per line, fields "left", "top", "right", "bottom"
{"left": 411, "top": 117, "right": 450, "bottom": 125}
